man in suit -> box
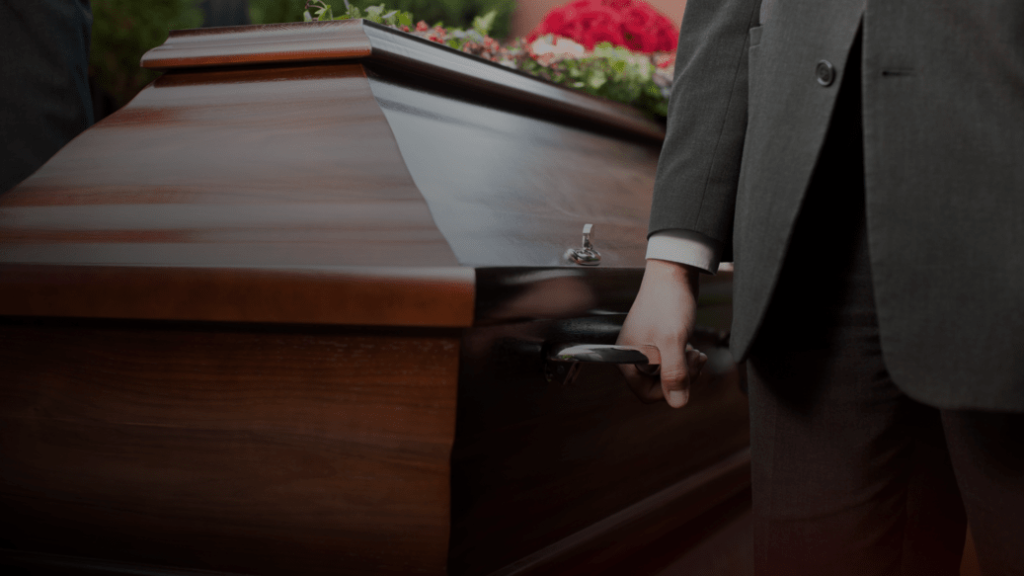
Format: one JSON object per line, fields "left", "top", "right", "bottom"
{"left": 618, "top": 0, "right": 1024, "bottom": 574}
{"left": 0, "top": 0, "right": 93, "bottom": 194}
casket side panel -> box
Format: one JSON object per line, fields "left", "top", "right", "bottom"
{"left": 0, "top": 263, "right": 474, "bottom": 328}
{"left": 0, "top": 63, "right": 472, "bottom": 327}
{"left": 0, "top": 318, "right": 458, "bottom": 576}
{"left": 449, "top": 314, "right": 749, "bottom": 576}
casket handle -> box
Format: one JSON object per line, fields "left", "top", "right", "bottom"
{"left": 548, "top": 343, "right": 661, "bottom": 366}
{"left": 545, "top": 343, "right": 660, "bottom": 386}
{"left": 544, "top": 329, "right": 733, "bottom": 388}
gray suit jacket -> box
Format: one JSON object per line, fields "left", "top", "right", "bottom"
{"left": 650, "top": 0, "right": 1024, "bottom": 411}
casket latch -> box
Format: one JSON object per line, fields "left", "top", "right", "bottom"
{"left": 565, "top": 223, "right": 601, "bottom": 266}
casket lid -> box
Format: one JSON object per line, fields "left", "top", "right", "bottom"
{"left": 141, "top": 19, "right": 666, "bottom": 141}
{"left": 0, "top": 20, "right": 665, "bottom": 328}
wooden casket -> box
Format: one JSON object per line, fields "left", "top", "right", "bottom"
{"left": 0, "top": 20, "right": 749, "bottom": 576}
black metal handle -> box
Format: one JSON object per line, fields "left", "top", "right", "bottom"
{"left": 547, "top": 343, "right": 661, "bottom": 366}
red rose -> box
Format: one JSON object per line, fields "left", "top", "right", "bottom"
{"left": 528, "top": 0, "right": 677, "bottom": 54}
{"left": 653, "top": 21, "right": 677, "bottom": 52}
{"left": 621, "top": 6, "right": 653, "bottom": 51}
{"left": 576, "top": 5, "right": 625, "bottom": 48}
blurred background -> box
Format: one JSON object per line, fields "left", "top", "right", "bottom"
{"left": 89, "top": 0, "right": 686, "bottom": 121}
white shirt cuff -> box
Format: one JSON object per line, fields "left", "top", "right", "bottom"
{"left": 646, "top": 230, "right": 723, "bottom": 274}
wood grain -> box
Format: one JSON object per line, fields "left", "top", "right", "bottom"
{"left": 0, "top": 264, "right": 474, "bottom": 328}
{"left": 0, "top": 318, "right": 460, "bottom": 576}
{"left": 0, "top": 21, "right": 750, "bottom": 576}
{"left": 449, "top": 314, "right": 750, "bottom": 576}
{"left": 0, "top": 64, "right": 472, "bottom": 326}
{"left": 139, "top": 20, "right": 665, "bottom": 142}
{"left": 141, "top": 22, "right": 373, "bottom": 69}
{"left": 493, "top": 450, "right": 751, "bottom": 576}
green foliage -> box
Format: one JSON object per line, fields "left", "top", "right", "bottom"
{"left": 89, "top": 0, "right": 668, "bottom": 119}
{"left": 90, "top": 0, "right": 203, "bottom": 107}
{"left": 357, "top": 0, "right": 513, "bottom": 38}
{"left": 252, "top": 0, "right": 513, "bottom": 38}
{"left": 518, "top": 42, "right": 670, "bottom": 119}
{"left": 302, "top": 1, "right": 413, "bottom": 26}
{"left": 294, "top": 1, "right": 671, "bottom": 119}
{"left": 471, "top": 10, "right": 496, "bottom": 37}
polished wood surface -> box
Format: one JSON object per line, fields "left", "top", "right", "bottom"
{"left": 0, "top": 263, "right": 473, "bottom": 327}
{"left": 366, "top": 73, "right": 660, "bottom": 268}
{"left": 450, "top": 314, "right": 749, "bottom": 575}
{"left": 494, "top": 452, "right": 751, "bottom": 576}
{"left": 0, "top": 20, "right": 750, "bottom": 576}
{"left": 0, "top": 318, "right": 460, "bottom": 575}
{"left": 141, "top": 22, "right": 373, "bottom": 69}
{"left": 0, "top": 64, "right": 473, "bottom": 327}
{"left": 142, "top": 20, "right": 666, "bottom": 141}
{"left": 1, "top": 21, "right": 668, "bottom": 324}
{"left": 473, "top": 268, "right": 644, "bottom": 323}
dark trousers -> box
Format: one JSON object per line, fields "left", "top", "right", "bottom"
{"left": 746, "top": 33, "right": 1024, "bottom": 576}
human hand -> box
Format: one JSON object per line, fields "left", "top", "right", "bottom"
{"left": 617, "top": 259, "right": 707, "bottom": 408}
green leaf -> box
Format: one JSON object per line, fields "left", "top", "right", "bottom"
{"left": 364, "top": 4, "right": 384, "bottom": 22}
{"left": 303, "top": 10, "right": 313, "bottom": 22}
{"left": 472, "top": 10, "right": 497, "bottom": 36}
{"left": 315, "top": 4, "right": 334, "bottom": 21}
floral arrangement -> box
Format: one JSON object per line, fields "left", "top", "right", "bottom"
{"left": 304, "top": 0, "right": 414, "bottom": 26}
{"left": 526, "top": 0, "right": 678, "bottom": 54}
{"left": 303, "top": 1, "right": 676, "bottom": 119}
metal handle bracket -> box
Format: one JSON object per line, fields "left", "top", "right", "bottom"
{"left": 565, "top": 223, "right": 601, "bottom": 266}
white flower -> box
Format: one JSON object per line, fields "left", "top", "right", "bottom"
{"left": 530, "top": 34, "right": 586, "bottom": 62}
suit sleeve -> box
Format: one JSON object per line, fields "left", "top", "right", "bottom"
{"left": 648, "top": 0, "right": 763, "bottom": 262}
{"left": 647, "top": 230, "right": 722, "bottom": 274}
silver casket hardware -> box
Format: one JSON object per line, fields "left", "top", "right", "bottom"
{"left": 565, "top": 223, "right": 601, "bottom": 266}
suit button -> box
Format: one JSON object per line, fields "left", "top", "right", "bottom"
{"left": 816, "top": 60, "right": 836, "bottom": 86}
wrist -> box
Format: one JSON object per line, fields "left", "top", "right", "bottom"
{"left": 645, "top": 258, "right": 700, "bottom": 294}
